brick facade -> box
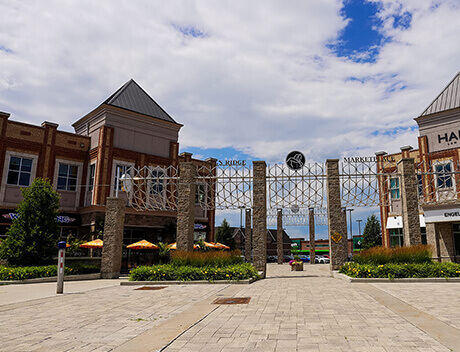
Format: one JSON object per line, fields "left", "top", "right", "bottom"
{"left": 0, "top": 80, "right": 215, "bottom": 245}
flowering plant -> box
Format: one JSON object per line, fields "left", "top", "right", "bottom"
{"left": 289, "top": 255, "right": 302, "bottom": 266}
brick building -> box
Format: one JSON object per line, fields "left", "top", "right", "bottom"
{"left": 230, "top": 227, "right": 292, "bottom": 257}
{"left": 378, "top": 72, "right": 460, "bottom": 262}
{"left": 0, "top": 79, "right": 215, "bottom": 245}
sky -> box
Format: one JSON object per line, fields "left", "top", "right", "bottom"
{"left": 1, "top": 0, "right": 459, "bottom": 239}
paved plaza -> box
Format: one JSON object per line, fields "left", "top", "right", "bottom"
{"left": 1, "top": 264, "right": 459, "bottom": 352}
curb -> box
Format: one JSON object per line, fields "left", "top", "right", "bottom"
{"left": 332, "top": 271, "right": 460, "bottom": 283}
{"left": 120, "top": 278, "right": 257, "bottom": 286}
{"left": 0, "top": 273, "right": 101, "bottom": 285}
{"left": 331, "top": 271, "right": 351, "bottom": 282}
{"left": 349, "top": 277, "right": 460, "bottom": 283}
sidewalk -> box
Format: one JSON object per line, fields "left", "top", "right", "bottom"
{"left": 0, "top": 264, "right": 459, "bottom": 351}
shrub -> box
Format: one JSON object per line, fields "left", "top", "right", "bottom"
{"left": 129, "top": 263, "right": 259, "bottom": 281}
{"left": 0, "top": 178, "right": 61, "bottom": 266}
{"left": 0, "top": 264, "right": 99, "bottom": 281}
{"left": 171, "top": 250, "right": 243, "bottom": 267}
{"left": 353, "top": 245, "right": 432, "bottom": 265}
{"left": 340, "top": 262, "right": 460, "bottom": 279}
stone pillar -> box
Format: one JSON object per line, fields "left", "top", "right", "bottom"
{"left": 426, "top": 222, "right": 455, "bottom": 262}
{"left": 326, "top": 159, "right": 348, "bottom": 270}
{"left": 309, "top": 208, "right": 315, "bottom": 264}
{"left": 253, "top": 161, "right": 267, "bottom": 277}
{"left": 426, "top": 223, "right": 440, "bottom": 262}
{"left": 398, "top": 158, "right": 422, "bottom": 246}
{"left": 101, "top": 197, "right": 125, "bottom": 279}
{"left": 245, "top": 208, "right": 252, "bottom": 263}
{"left": 177, "top": 162, "right": 196, "bottom": 252}
{"left": 277, "top": 209, "right": 283, "bottom": 264}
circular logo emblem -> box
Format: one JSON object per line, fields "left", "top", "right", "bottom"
{"left": 291, "top": 204, "right": 300, "bottom": 213}
{"left": 286, "top": 151, "right": 305, "bottom": 171}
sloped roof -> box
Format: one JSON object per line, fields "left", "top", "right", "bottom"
{"left": 420, "top": 72, "right": 460, "bottom": 117}
{"left": 103, "top": 79, "right": 178, "bottom": 124}
{"left": 230, "top": 227, "right": 292, "bottom": 244}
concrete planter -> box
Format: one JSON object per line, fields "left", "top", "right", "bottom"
{"left": 291, "top": 263, "right": 303, "bottom": 271}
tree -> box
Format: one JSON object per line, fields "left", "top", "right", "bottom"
{"left": 0, "top": 178, "right": 61, "bottom": 265}
{"left": 216, "top": 219, "right": 236, "bottom": 250}
{"left": 361, "top": 214, "right": 382, "bottom": 250}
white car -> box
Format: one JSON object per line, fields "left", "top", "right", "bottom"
{"left": 316, "top": 255, "right": 330, "bottom": 264}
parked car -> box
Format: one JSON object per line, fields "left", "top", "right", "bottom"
{"left": 317, "top": 255, "right": 330, "bottom": 264}
{"left": 283, "top": 254, "right": 294, "bottom": 262}
{"left": 267, "top": 255, "right": 277, "bottom": 263}
{"left": 299, "top": 255, "right": 310, "bottom": 263}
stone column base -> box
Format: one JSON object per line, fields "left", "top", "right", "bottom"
{"left": 101, "top": 272, "right": 120, "bottom": 279}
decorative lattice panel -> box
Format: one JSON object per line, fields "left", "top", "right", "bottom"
{"left": 416, "top": 160, "right": 460, "bottom": 206}
{"left": 196, "top": 165, "right": 253, "bottom": 210}
{"left": 266, "top": 207, "right": 328, "bottom": 226}
{"left": 341, "top": 159, "right": 398, "bottom": 207}
{"left": 267, "top": 163, "right": 325, "bottom": 210}
{"left": 122, "top": 165, "right": 179, "bottom": 211}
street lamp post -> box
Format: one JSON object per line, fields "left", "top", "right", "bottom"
{"left": 356, "top": 219, "right": 362, "bottom": 236}
{"left": 346, "top": 209, "right": 354, "bottom": 240}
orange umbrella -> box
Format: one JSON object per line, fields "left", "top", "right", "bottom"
{"left": 167, "top": 242, "right": 200, "bottom": 250}
{"left": 203, "top": 241, "right": 220, "bottom": 249}
{"left": 213, "top": 242, "right": 230, "bottom": 249}
{"left": 79, "top": 239, "right": 103, "bottom": 248}
{"left": 127, "top": 240, "right": 158, "bottom": 250}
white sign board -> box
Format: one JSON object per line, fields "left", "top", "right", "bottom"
{"left": 424, "top": 208, "right": 460, "bottom": 223}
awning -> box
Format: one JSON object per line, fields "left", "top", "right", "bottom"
{"left": 386, "top": 216, "right": 403, "bottom": 229}
{"left": 386, "top": 215, "right": 426, "bottom": 229}
{"left": 424, "top": 207, "right": 460, "bottom": 223}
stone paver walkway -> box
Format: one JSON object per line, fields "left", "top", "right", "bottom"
{"left": 163, "top": 264, "right": 452, "bottom": 352}
{"left": 371, "top": 282, "right": 460, "bottom": 330}
{"left": 0, "top": 282, "right": 228, "bottom": 352}
{"left": 0, "top": 264, "right": 459, "bottom": 351}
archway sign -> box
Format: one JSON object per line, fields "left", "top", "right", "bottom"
{"left": 286, "top": 151, "right": 306, "bottom": 171}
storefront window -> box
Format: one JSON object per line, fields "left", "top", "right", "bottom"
{"left": 60, "top": 227, "right": 78, "bottom": 241}
{"left": 115, "top": 165, "right": 132, "bottom": 191}
{"left": 7, "top": 156, "right": 33, "bottom": 186}
{"left": 421, "top": 227, "right": 427, "bottom": 245}
{"left": 390, "top": 228, "right": 403, "bottom": 247}
{"left": 390, "top": 177, "right": 400, "bottom": 199}
{"left": 435, "top": 162, "right": 453, "bottom": 189}
{"left": 88, "top": 164, "right": 95, "bottom": 191}
{"left": 417, "top": 174, "right": 424, "bottom": 198}
{"left": 195, "top": 183, "right": 206, "bottom": 205}
{"left": 150, "top": 168, "right": 165, "bottom": 195}
{"left": 57, "top": 163, "right": 78, "bottom": 191}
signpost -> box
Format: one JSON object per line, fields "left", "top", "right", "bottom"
{"left": 56, "top": 241, "right": 66, "bottom": 294}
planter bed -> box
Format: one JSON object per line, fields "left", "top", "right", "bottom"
{"left": 0, "top": 273, "right": 101, "bottom": 285}
{"left": 340, "top": 261, "right": 460, "bottom": 279}
{"left": 0, "top": 264, "right": 100, "bottom": 281}
{"left": 121, "top": 278, "right": 256, "bottom": 285}
{"left": 129, "top": 263, "right": 260, "bottom": 282}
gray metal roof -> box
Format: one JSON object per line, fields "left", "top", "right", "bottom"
{"left": 420, "top": 72, "right": 460, "bottom": 117}
{"left": 103, "top": 79, "right": 178, "bottom": 124}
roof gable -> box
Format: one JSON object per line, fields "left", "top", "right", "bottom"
{"left": 420, "top": 72, "right": 460, "bottom": 117}
{"left": 104, "top": 79, "right": 178, "bottom": 124}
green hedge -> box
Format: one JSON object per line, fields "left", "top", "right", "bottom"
{"left": 0, "top": 264, "right": 99, "bottom": 281}
{"left": 340, "top": 262, "right": 460, "bottom": 279}
{"left": 129, "top": 263, "right": 259, "bottom": 281}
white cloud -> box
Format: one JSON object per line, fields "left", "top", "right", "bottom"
{"left": 0, "top": 0, "right": 459, "bottom": 165}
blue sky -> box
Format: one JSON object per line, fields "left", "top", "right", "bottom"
{"left": 1, "top": 0, "right": 459, "bottom": 240}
